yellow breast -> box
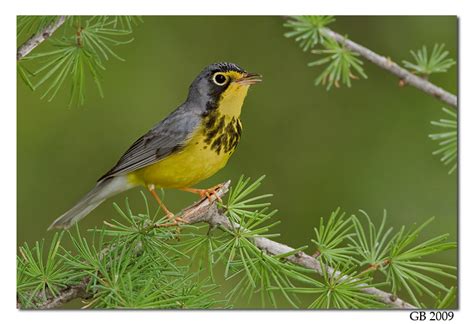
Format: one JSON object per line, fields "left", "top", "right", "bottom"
{"left": 128, "top": 115, "right": 242, "bottom": 188}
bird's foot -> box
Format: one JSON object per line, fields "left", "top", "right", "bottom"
{"left": 180, "top": 184, "right": 224, "bottom": 203}
{"left": 147, "top": 184, "right": 188, "bottom": 234}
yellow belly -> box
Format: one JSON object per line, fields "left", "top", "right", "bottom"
{"left": 127, "top": 131, "right": 234, "bottom": 189}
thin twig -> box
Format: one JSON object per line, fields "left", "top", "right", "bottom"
{"left": 320, "top": 27, "right": 457, "bottom": 109}
{"left": 21, "top": 180, "right": 414, "bottom": 309}
{"left": 17, "top": 16, "right": 68, "bottom": 61}
{"left": 18, "top": 278, "right": 91, "bottom": 310}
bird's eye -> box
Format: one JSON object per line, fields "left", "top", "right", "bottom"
{"left": 212, "top": 73, "right": 228, "bottom": 86}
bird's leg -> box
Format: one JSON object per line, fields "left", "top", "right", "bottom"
{"left": 180, "top": 183, "right": 224, "bottom": 203}
{"left": 147, "top": 184, "right": 187, "bottom": 225}
{"left": 147, "top": 184, "right": 173, "bottom": 219}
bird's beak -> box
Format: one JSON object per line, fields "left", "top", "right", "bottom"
{"left": 235, "top": 72, "right": 263, "bottom": 85}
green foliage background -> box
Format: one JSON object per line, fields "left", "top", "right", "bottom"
{"left": 17, "top": 16, "right": 457, "bottom": 308}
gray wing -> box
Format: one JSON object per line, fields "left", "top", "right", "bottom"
{"left": 98, "top": 107, "right": 201, "bottom": 181}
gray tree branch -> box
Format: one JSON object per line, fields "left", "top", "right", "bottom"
{"left": 17, "top": 16, "right": 67, "bottom": 61}
{"left": 37, "top": 278, "right": 91, "bottom": 310}
{"left": 182, "top": 181, "right": 415, "bottom": 309}
{"left": 20, "top": 180, "right": 415, "bottom": 310}
{"left": 320, "top": 27, "right": 457, "bottom": 109}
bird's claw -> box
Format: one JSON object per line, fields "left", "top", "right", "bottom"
{"left": 199, "top": 184, "right": 224, "bottom": 203}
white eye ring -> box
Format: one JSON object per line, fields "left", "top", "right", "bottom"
{"left": 212, "top": 73, "right": 228, "bottom": 86}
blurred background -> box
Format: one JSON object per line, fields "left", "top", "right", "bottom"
{"left": 17, "top": 16, "right": 457, "bottom": 307}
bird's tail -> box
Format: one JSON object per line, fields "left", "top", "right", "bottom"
{"left": 48, "top": 176, "right": 134, "bottom": 230}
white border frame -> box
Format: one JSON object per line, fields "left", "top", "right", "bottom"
{"left": 4, "top": 1, "right": 472, "bottom": 323}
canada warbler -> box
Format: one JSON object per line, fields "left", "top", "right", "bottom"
{"left": 49, "top": 62, "right": 262, "bottom": 229}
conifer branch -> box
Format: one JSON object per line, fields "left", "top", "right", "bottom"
{"left": 16, "top": 16, "right": 67, "bottom": 61}
{"left": 181, "top": 181, "right": 415, "bottom": 309}
{"left": 319, "top": 27, "right": 457, "bottom": 109}
{"left": 36, "top": 278, "right": 92, "bottom": 310}
{"left": 25, "top": 180, "right": 415, "bottom": 309}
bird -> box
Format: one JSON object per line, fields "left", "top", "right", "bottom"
{"left": 48, "top": 62, "right": 262, "bottom": 230}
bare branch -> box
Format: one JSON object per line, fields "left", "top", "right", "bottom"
{"left": 17, "top": 16, "right": 68, "bottom": 61}
{"left": 22, "top": 180, "right": 414, "bottom": 309}
{"left": 319, "top": 27, "right": 457, "bottom": 109}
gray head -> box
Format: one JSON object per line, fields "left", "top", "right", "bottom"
{"left": 186, "top": 62, "right": 262, "bottom": 110}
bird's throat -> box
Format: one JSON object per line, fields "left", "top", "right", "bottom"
{"left": 217, "top": 83, "right": 250, "bottom": 117}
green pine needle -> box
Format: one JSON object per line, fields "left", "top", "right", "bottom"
{"left": 402, "top": 44, "right": 456, "bottom": 77}
{"left": 283, "top": 16, "right": 335, "bottom": 51}
{"left": 92, "top": 16, "right": 143, "bottom": 32}
{"left": 284, "top": 16, "right": 367, "bottom": 90}
{"left": 429, "top": 107, "right": 457, "bottom": 174}
{"left": 225, "top": 175, "right": 274, "bottom": 223}
{"left": 17, "top": 16, "right": 63, "bottom": 39}
{"left": 17, "top": 232, "right": 76, "bottom": 308}
{"left": 312, "top": 207, "right": 356, "bottom": 265}
{"left": 18, "top": 16, "right": 137, "bottom": 106}
{"left": 309, "top": 37, "right": 367, "bottom": 90}
{"left": 385, "top": 217, "right": 457, "bottom": 307}
{"left": 17, "top": 175, "right": 457, "bottom": 309}
{"left": 226, "top": 246, "right": 314, "bottom": 308}
{"left": 17, "top": 62, "right": 35, "bottom": 91}
{"left": 436, "top": 286, "right": 457, "bottom": 309}
{"left": 349, "top": 210, "right": 395, "bottom": 268}
{"left": 285, "top": 262, "right": 385, "bottom": 309}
